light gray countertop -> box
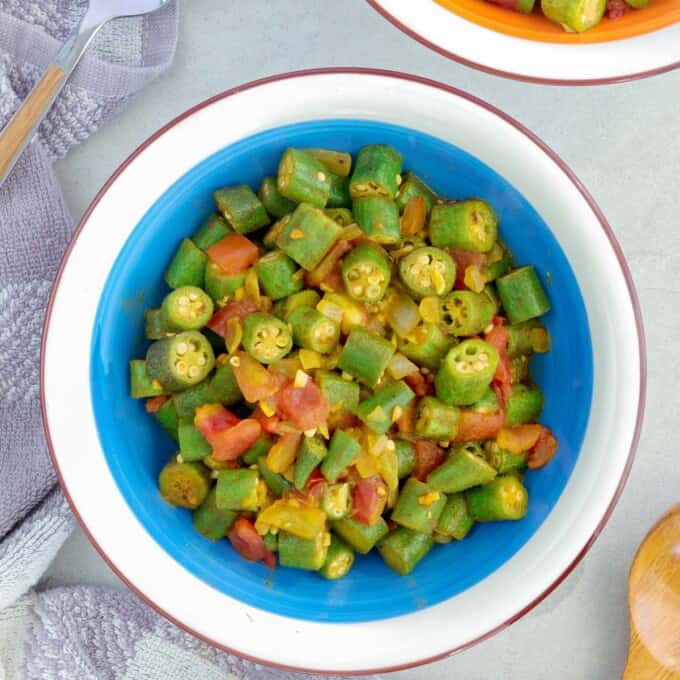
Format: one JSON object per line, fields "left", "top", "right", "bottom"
{"left": 45, "top": 1, "right": 680, "bottom": 678}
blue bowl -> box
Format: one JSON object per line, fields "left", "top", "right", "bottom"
{"left": 91, "top": 119, "right": 592, "bottom": 623}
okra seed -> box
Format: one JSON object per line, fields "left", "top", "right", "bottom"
{"left": 347, "top": 270, "right": 360, "bottom": 281}
{"left": 367, "top": 285, "right": 381, "bottom": 298}
{"left": 176, "top": 342, "right": 188, "bottom": 355}
{"left": 176, "top": 361, "right": 187, "bottom": 375}
{"left": 351, "top": 285, "right": 364, "bottom": 296}
{"left": 317, "top": 171, "right": 327, "bottom": 182}
{"left": 178, "top": 296, "right": 189, "bottom": 306}
{"left": 188, "top": 366, "right": 200, "bottom": 378}
{"left": 479, "top": 353, "right": 488, "bottom": 361}
{"left": 188, "top": 292, "right": 198, "bottom": 302}
{"left": 229, "top": 356, "right": 241, "bottom": 367}
{"left": 197, "top": 354, "right": 207, "bottom": 366}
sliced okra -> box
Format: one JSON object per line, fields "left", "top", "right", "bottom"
{"left": 415, "top": 396, "right": 460, "bottom": 440}
{"left": 193, "top": 212, "right": 233, "bottom": 250}
{"left": 466, "top": 475, "right": 528, "bottom": 521}
{"left": 204, "top": 261, "right": 245, "bottom": 303}
{"left": 193, "top": 487, "right": 237, "bottom": 541}
{"left": 504, "top": 384, "right": 544, "bottom": 426}
{"left": 435, "top": 493, "right": 474, "bottom": 541}
{"left": 324, "top": 208, "right": 354, "bottom": 226}
{"left": 144, "top": 308, "right": 169, "bottom": 340}
{"left": 288, "top": 305, "right": 340, "bottom": 354}
{"left": 321, "top": 483, "right": 352, "bottom": 520}
{"left": 439, "top": 290, "right": 496, "bottom": 336}
{"left": 331, "top": 516, "right": 389, "bottom": 554}
{"left": 165, "top": 238, "right": 207, "bottom": 289}
{"left": 427, "top": 444, "right": 497, "bottom": 493}
{"left": 398, "top": 246, "right": 455, "bottom": 299}
{"left": 337, "top": 327, "right": 394, "bottom": 387}
{"left": 158, "top": 459, "right": 211, "bottom": 509}
{"left": 214, "top": 185, "right": 270, "bottom": 234}
{"left": 273, "top": 289, "right": 321, "bottom": 320}
{"left": 395, "top": 172, "right": 439, "bottom": 214}
{"left": 391, "top": 478, "right": 446, "bottom": 534}
{"left": 484, "top": 441, "right": 528, "bottom": 474}
{"left": 353, "top": 197, "right": 401, "bottom": 244}
{"left": 241, "top": 312, "right": 293, "bottom": 364}
{"left": 255, "top": 250, "right": 304, "bottom": 301}
{"left": 129, "top": 359, "right": 167, "bottom": 399}
{"left": 306, "top": 148, "right": 353, "bottom": 177}
{"left": 146, "top": 331, "right": 215, "bottom": 392}
{"left": 496, "top": 265, "right": 551, "bottom": 324}
{"left": 394, "top": 439, "right": 416, "bottom": 479}
{"left": 278, "top": 530, "right": 329, "bottom": 570}
{"left": 293, "top": 435, "right": 328, "bottom": 490}
{"left": 398, "top": 323, "right": 455, "bottom": 372}
{"left": 258, "top": 176, "right": 297, "bottom": 219}
{"left": 429, "top": 199, "right": 498, "bottom": 253}
{"left": 327, "top": 172, "right": 351, "bottom": 209}
{"left": 341, "top": 243, "right": 391, "bottom": 303}
{"left": 277, "top": 148, "right": 332, "bottom": 208}
{"left": 349, "top": 144, "right": 403, "bottom": 200}
{"left": 377, "top": 527, "right": 433, "bottom": 576}
{"left": 541, "top": 0, "right": 606, "bottom": 32}
{"left": 319, "top": 535, "right": 355, "bottom": 579}
{"left": 161, "top": 285, "right": 214, "bottom": 331}
{"left": 355, "top": 380, "right": 415, "bottom": 435}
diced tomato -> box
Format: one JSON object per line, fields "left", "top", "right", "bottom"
{"left": 228, "top": 517, "right": 275, "bottom": 568}
{"left": 396, "top": 398, "right": 416, "bottom": 435}
{"left": 305, "top": 470, "right": 328, "bottom": 506}
{"left": 607, "top": 0, "right": 627, "bottom": 19}
{"left": 413, "top": 440, "right": 446, "bottom": 481}
{"left": 353, "top": 476, "right": 386, "bottom": 526}
{"left": 277, "top": 378, "right": 330, "bottom": 431}
{"left": 497, "top": 424, "right": 544, "bottom": 454}
{"left": 252, "top": 404, "right": 282, "bottom": 435}
{"left": 449, "top": 249, "right": 487, "bottom": 289}
{"left": 194, "top": 403, "right": 240, "bottom": 437}
{"left": 453, "top": 409, "right": 505, "bottom": 444}
{"left": 206, "top": 234, "right": 259, "bottom": 275}
{"left": 401, "top": 196, "right": 426, "bottom": 236}
{"left": 528, "top": 427, "right": 558, "bottom": 470}
{"left": 305, "top": 239, "right": 351, "bottom": 288}
{"left": 404, "top": 371, "right": 434, "bottom": 397}
{"left": 209, "top": 419, "right": 262, "bottom": 461}
{"left": 207, "top": 298, "right": 258, "bottom": 337}
{"left": 145, "top": 395, "right": 170, "bottom": 413}
{"left": 318, "top": 261, "right": 346, "bottom": 294}
{"left": 485, "top": 322, "right": 512, "bottom": 405}
{"left": 230, "top": 351, "right": 280, "bottom": 403}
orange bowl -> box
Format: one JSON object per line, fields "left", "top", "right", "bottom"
{"left": 434, "top": 0, "right": 680, "bottom": 43}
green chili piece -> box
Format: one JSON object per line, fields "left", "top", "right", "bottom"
{"left": 255, "top": 251, "right": 304, "bottom": 301}
{"left": 258, "top": 176, "right": 297, "bottom": 219}
{"left": 278, "top": 530, "right": 329, "bottom": 570}
{"left": 485, "top": 441, "right": 527, "bottom": 474}
{"left": 146, "top": 331, "right": 215, "bottom": 392}
{"left": 214, "top": 185, "right": 270, "bottom": 234}
{"left": 504, "top": 384, "right": 544, "bottom": 426}
{"left": 173, "top": 381, "right": 218, "bottom": 419}
{"left": 129, "top": 359, "right": 166, "bottom": 399}
{"left": 352, "top": 197, "right": 401, "bottom": 244}
{"left": 325, "top": 208, "right": 354, "bottom": 226}
{"left": 242, "top": 313, "right": 293, "bottom": 364}
{"left": 321, "top": 483, "right": 352, "bottom": 520}
{"left": 415, "top": 396, "right": 460, "bottom": 440}
{"left": 159, "top": 459, "right": 210, "bottom": 509}
{"left": 497, "top": 266, "right": 551, "bottom": 324}
{"left": 278, "top": 148, "right": 332, "bottom": 208}
{"left": 355, "top": 380, "right": 415, "bottom": 435}
{"left": 204, "top": 261, "right": 245, "bottom": 303}
{"left": 435, "top": 339, "right": 499, "bottom": 406}
{"left": 165, "top": 238, "right": 207, "bottom": 289}
{"left": 429, "top": 199, "right": 498, "bottom": 253}
{"left": 210, "top": 362, "right": 242, "bottom": 407}
{"left": 398, "top": 323, "right": 455, "bottom": 372}
{"left": 317, "top": 370, "right": 360, "bottom": 413}
{"left": 435, "top": 493, "right": 474, "bottom": 541}
{"left": 440, "top": 290, "right": 496, "bottom": 337}
{"left": 466, "top": 475, "right": 528, "bottom": 521}
{"left": 331, "top": 516, "right": 389, "bottom": 554}
{"left": 306, "top": 148, "right": 353, "bottom": 177}
{"left": 327, "top": 172, "right": 351, "bottom": 209}
{"left": 288, "top": 306, "right": 340, "bottom": 354}
{"left": 193, "top": 487, "right": 237, "bottom": 541}
{"left": 321, "top": 430, "right": 361, "bottom": 483}
{"left": 277, "top": 203, "right": 343, "bottom": 271}
{"left": 241, "top": 435, "right": 275, "bottom": 466}
{"left": 400, "top": 246, "right": 455, "bottom": 299}
{"left": 427, "top": 444, "right": 497, "bottom": 493}
{"left": 507, "top": 320, "right": 551, "bottom": 357}
{"left": 377, "top": 527, "right": 433, "bottom": 576}
{"left": 341, "top": 244, "right": 391, "bottom": 303}
{"left": 319, "top": 535, "right": 355, "bottom": 579}
{"left": 145, "top": 308, "right": 169, "bottom": 340}
{"left": 337, "top": 327, "right": 395, "bottom": 387}
{"left": 193, "top": 212, "right": 233, "bottom": 250}
{"left": 294, "top": 436, "right": 328, "bottom": 490}
{"left": 395, "top": 172, "right": 439, "bottom": 213}
{"left": 178, "top": 419, "right": 212, "bottom": 461}
{"left": 161, "top": 286, "right": 214, "bottom": 331}
{"left": 154, "top": 398, "right": 179, "bottom": 441}
{"left": 258, "top": 457, "right": 292, "bottom": 497}
{"left": 349, "top": 145, "right": 403, "bottom": 200}
{"left": 391, "top": 478, "right": 446, "bottom": 534}
{"left": 273, "top": 289, "right": 321, "bottom": 320}
{"left": 395, "top": 439, "right": 416, "bottom": 479}
{"left": 215, "top": 469, "right": 261, "bottom": 511}
{"left": 541, "top": 0, "right": 606, "bottom": 33}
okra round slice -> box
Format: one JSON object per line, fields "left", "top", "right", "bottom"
{"left": 341, "top": 244, "right": 391, "bottom": 303}
{"left": 353, "top": 197, "right": 401, "bottom": 245}
{"left": 440, "top": 290, "right": 496, "bottom": 337}
{"left": 484, "top": 441, "right": 528, "bottom": 474}
{"left": 278, "top": 148, "right": 332, "bottom": 208}
{"left": 466, "top": 475, "right": 528, "bottom": 522}
{"left": 415, "top": 396, "right": 460, "bottom": 441}
{"left": 496, "top": 266, "right": 551, "bottom": 324}
{"left": 321, "top": 483, "right": 352, "bottom": 520}
{"left": 306, "top": 148, "right": 353, "bottom": 177}
{"left": 161, "top": 286, "right": 214, "bottom": 331}
{"left": 541, "top": 0, "right": 606, "bottom": 33}
{"left": 278, "top": 530, "right": 330, "bottom": 571}
{"left": 398, "top": 323, "right": 456, "bottom": 372}
{"left": 288, "top": 306, "right": 340, "bottom": 355}
{"left": 241, "top": 312, "right": 293, "bottom": 364}
{"left": 377, "top": 527, "right": 434, "bottom": 576}
{"left": 258, "top": 176, "right": 297, "bottom": 219}
{"left": 146, "top": 331, "right": 215, "bottom": 392}
{"left": 349, "top": 144, "right": 403, "bottom": 200}
{"left": 504, "top": 384, "right": 544, "bottom": 426}
{"left": 214, "top": 185, "right": 270, "bottom": 234}
{"left": 158, "top": 459, "right": 211, "bottom": 509}
{"left": 435, "top": 339, "right": 499, "bottom": 406}
{"left": 429, "top": 200, "right": 498, "bottom": 253}
{"left": 319, "top": 535, "right": 355, "bottom": 580}
{"left": 399, "top": 246, "right": 455, "bottom": 299}
{"left": 255, "top": 250, "right": 304, "bottom": 301}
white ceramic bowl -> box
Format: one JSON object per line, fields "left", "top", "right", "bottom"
{"left": 369, "top": 1, "right": 680, "bottom": 85}
{"left": 42, "top": 69, "right": 645, "bottom": 674}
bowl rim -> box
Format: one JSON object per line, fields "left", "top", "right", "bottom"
{"left": 40, "top": 67, "right": 646, "bottom": 675}
{"left": 366, "top": 0, "right": 680, "bottom": 86}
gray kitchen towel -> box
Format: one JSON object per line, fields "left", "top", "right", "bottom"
{"left": 0, "top": 4, "right": 358, "bottom": 678}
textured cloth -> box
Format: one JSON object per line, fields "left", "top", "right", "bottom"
{"left": 0, "top": 4, "right": 357, "bottom": 679}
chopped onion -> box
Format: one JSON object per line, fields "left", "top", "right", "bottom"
{"left": 387, "top": 353, "right": 420, "bottom": 379}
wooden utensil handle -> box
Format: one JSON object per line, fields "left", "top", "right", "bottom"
{"left": 0, "top": 64, "right": 65, "bottom": 181}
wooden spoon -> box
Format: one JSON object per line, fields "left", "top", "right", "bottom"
{"left": 625, "top": 504, "right": 680, "bottom": 679}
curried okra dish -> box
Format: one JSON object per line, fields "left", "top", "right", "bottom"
{"left": 130, "top": 144, "right": 558, "bottom": 579}
{"left": 484, "top": 0, "right": 652, "bottom": 33}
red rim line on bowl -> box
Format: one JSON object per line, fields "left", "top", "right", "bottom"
{"left": 40, "top": 67, "right": 647, "bottom": 676}
{"left": 366, "top": 0, "right": 680, "bottom": 86}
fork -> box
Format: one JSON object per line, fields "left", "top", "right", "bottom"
{"left": 0, "top": 0, "right": 169, "bottom": 188}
